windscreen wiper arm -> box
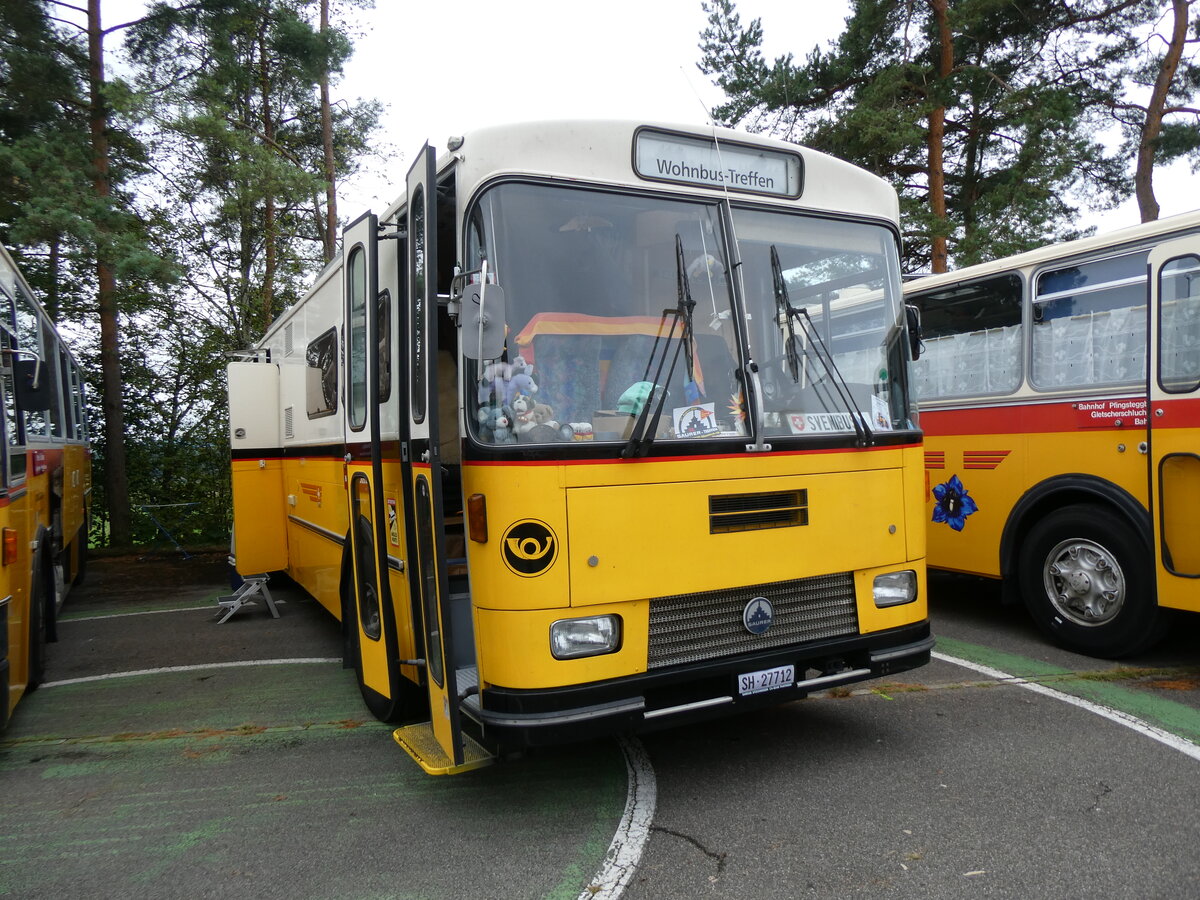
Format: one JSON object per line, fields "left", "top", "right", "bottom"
{"left": 769, "top": 245, "right": 871, "bottom": 446}
{"left": 623, "top": 235, "right": 697, "bottom": 458}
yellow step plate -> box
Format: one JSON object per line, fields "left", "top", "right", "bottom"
{"left": 393, "top": 722, "right": 494, "bottom": 775}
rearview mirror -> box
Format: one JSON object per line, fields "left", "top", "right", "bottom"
{"left": 461, "top": 282, "right": 506, "bottom": 360}
{"left": 905, "top": 304, "right": 923, "bottom": 362}
{"left": 15, "top": 358, "right": 52, "bottom": 412}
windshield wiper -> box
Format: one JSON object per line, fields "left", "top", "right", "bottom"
{"left": 622, "top": 235, "right": 697, "bottom": 458}
{"left": 769, "top": 245, "right": 871, "bottom": 446}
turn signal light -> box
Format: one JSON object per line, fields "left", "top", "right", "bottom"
{"left": 2, "top": 528, "right": 17, "bottom": 566}
{"left": 467, "top": 493, "right": 488, "bottom": 543}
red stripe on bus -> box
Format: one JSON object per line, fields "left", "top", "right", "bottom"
{"left": 923, "top": 395, "right": 1200, "bottom": 435}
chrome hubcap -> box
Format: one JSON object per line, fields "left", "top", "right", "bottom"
{"left": 1043, "top": 538, "right": 1125, "bottom": 627}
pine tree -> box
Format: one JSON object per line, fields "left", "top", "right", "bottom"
{"left": 127, "top": 0, "right": 380, "bottom": 340}
{"left": 698, "top": 0, "right": 1150, "bottom": 272}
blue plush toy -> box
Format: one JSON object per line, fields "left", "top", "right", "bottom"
{"left": 478, "top": 355, "right": 538, "bottom": 407}
{"left": 477, "top": 404, "right": 516, "bottom": 444}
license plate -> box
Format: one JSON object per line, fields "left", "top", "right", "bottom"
{"left": 738, "top": 664, "right": 795, "bottom": 696}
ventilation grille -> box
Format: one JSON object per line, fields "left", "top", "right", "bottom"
{"left": 709, "top": 490, "right": 808, "bottom": 533}
{"left": 647, "top": 573, "right": 857, "bottom": 669}
{"left": 284, "top": 406, "right": 294, "bottom": 439}
{"left": 284, "top": 322, "right": 294, "bottom": 357}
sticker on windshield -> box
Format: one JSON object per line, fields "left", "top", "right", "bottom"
{"left": 787, "top": 412, "right": 860, "bottom": 434}
{"left": 673, "top": 402, "right": 721, "bottom": 438}
{"left": 871, "top": 395, "right": 893, "bottom": 431}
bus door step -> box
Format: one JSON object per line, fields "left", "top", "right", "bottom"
{"left": 393, "top": 721, "right": 494, "bottom": 775}
{"left": 215, "top": 575, "right": 280, "bottom": 624}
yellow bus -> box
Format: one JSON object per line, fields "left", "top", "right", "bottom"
{"left": 228, "top": 120, "right": 931, "bottom": 773}
{"left": 907, "top": 210, "right": 1200, "bottom": 658}
{"left": 0, "top": 244, "right": 91, "bottom": 732}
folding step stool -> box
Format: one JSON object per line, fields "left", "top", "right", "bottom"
{"left": 215, "top": 575, "right": 280, "bottom": 624}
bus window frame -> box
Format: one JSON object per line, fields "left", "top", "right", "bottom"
{"left": 910, "top": 271, "right": 1027, "bottom": 401}
{"left": 1156, "top": 252, "right": 1200, "bottom": 395}
{"left": 0, "top": 282, "right": 25, "bottom": 488}
{"left": 1029, "top": 249, "right": 1150, "bottom": 394}
{"left": 347, "top": 244, "right": 369, "bottom": 432}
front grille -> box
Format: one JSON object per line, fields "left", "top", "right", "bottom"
{"left": 709, "top": 490, "right": 808, "bottom": 533}
{"left": 647, "top": 573, "right": 858, "bottom": 669}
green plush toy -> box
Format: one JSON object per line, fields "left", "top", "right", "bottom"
{"left": 617, "top": 381, "right": 659, "bottom": 415}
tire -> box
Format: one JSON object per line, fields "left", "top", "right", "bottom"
{"left": 1017, "top": 504, "right": 1166, "bottom": 658}
{"left": 71, "top": 524, "right": 88, "bottom": 587}
{"left": 26, "top": 555, "right": 47, "bottom": 692}
{"left": 341, "top": 550, "right": 423, "bottom": 725}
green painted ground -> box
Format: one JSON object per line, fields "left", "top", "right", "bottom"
{"left": 935, "top": 635, "right": 1200, "bottom": 745}
{"left": 0, "top": 663, "right": 627, "bottom": 900}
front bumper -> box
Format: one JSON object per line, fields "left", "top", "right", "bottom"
{"left": 465, "top": 622, "right": 934, "bottom": 748}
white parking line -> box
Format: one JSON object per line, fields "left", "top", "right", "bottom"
{"left": 580, "top": 735, "right": 658, "bottom": 900}
{"left": 41, "top": 658, "right": 342, "bottom": 688}
{"left": 933, "top": 650, "right": 1200, "bottom": 763}
{"left": 61, "top": 606, "right": 217, "bottom": 622}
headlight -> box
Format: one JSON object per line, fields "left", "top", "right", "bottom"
{"left": 550, "top": 615, "right": 621, "bottom": 660}
{"left": 873, "top": 570, "right": 917, "bottom": 607}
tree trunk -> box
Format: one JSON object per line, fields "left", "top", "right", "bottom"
{"left": 47, "top": 236, "right": 60, "bottom": 324}
{"left": 1135, "top": 0, "right": 1189, "bottom": 223}
{"left": 87, "top": 0, "right": 132, "bottom": 546}
{"left": 258, "top": 19, "right": 276, "bottom": 333}
{"left": 318, "top": 0, "right": 338, "bottom": 263}
{"left": 927, "top": 0, "right": 954, "bottom": 273}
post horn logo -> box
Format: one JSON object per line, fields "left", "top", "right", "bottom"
{"left": 501, "top": 519, "right": 558, "bottom": 577}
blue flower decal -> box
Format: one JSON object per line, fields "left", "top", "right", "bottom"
{"left": 932, "top": 474, "right": 978, "bottom": 532}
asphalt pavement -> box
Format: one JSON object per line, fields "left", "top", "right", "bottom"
{"left": 1, "top": 556, "right": 1197, "bottom": 899}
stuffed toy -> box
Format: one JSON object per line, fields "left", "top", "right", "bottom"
{"left": 511, "top": 392, "right": 538, "bottom": 434}
{"left": 478, "top": 355, "right": 538, "bottom": 407}
{"left": 531, "top": 402, "right": 557, "bottom": 428}
{"left": 477, "top": 404, "right": 515, "bottom": 444}
{"left": 617, "top": 381, "right": 660, "bottom": 416}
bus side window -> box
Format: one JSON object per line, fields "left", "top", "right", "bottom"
{"left": 913, "top": 274, "right": 1022, "bottom": 399}
{"left": 305, "top": 328, "right": 339, "bottom": 418}
{"left": 1032, "top": 253, "right": 1148, "bottom": 389}
{"left": 1, "top": 330, "right": 26, "bottom": 485}
{"left": 1159, "top": 254, "right": 1200, "bottom": 392}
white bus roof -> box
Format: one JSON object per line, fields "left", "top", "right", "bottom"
{"left": 905, "top": 208, "right": 1200, "bottom": 293}
{"left": 381, "top": 119, "right": 900, "bottom": 226}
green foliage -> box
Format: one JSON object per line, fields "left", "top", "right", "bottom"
{"left": 697, "top": 0, "right": 1185, "bottom": 271}
{"left": 128, "top": 0, "right": 380, "bottom": 340}
{"left": 1, "top": 0, "right": 380, "bottom": 549}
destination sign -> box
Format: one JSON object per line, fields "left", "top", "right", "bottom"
{"left": 634, "top": 129, "right": 802, "bottom": 198}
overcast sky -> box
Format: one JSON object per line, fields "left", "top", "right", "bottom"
{"left": 330, "top": 0, "right": 852, "bottom": 212}
{"left": 100, "top": 0, "right": 1192, "bottom": 235}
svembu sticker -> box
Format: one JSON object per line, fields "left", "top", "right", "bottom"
{"left": 502, "top": 519, "right": 559, "bottom": 577}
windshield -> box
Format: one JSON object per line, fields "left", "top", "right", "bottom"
{"left": 731, "top": 209, "right": 916, "bottom": 439}
{"left": 465, "top": 183, "right": 743, "bottom": 445}
{"left": 463, "top": 182, "right": 915, "bottom": 449}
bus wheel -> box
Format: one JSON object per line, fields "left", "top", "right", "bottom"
{"left": 342, "top": 570, "right": 420, "bottom": 725}
{"left": 27, "top": 553, "right": 48, "bottom": 691}
{"left": 1017, "top": 504, "right": 1164, "bottom": 658}
{"left": 71, "top": 524, "right": 88, "bottom": 587}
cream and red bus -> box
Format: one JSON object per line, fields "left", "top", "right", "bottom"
{"left": 908, "top": 210, "right": 1200, "bottom": 657}
{"left": 0, "top": 244, "right": 91, "bottom": 732}
{"left": 228, "top": 120, "right": 931, "bottom": 773}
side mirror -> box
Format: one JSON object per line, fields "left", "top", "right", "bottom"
{"left": 15, "top": 358, "right": 52, "bottom": 411}
{"left": 905, "top": 304, "right": 923, "bottom": 362}
{"left": 461, "top": 282, "right": 506, "bottom": 360}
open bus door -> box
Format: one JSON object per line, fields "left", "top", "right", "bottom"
{"left": 1148, "top": 236, "right": 1200, "bottom": 617}
{"left": 393, "top": 145, "right": 492, "bottom": 774}
{"left": 342, "top": 211, "right": 410, "bottom": 720}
